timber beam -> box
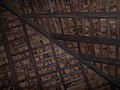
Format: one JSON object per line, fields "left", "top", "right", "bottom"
{"left": 51, "top": 33, "right": 120, "bottom": 46}
{"left": 24, "top": 12, "right": 120, "bottom": 19}
{"left": 80, "top": 54, "right": 120, "bottom": 66}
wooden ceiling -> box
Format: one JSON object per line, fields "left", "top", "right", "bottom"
{"left": 0, "top": 0, "right": 120, "bottom": 90}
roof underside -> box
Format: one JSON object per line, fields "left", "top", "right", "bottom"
{"left": 0, "top": 0, "right": 120, "bottom": 90}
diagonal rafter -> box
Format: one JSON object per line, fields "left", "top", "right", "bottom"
{"left": 0, "top": 11, "right": 20, "bottom": 90}
{"left": 0, "top": 1, "right": 120, "bottom": 88}
{"left": 22, "top": 23, "right": 43, "bottom": 90}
